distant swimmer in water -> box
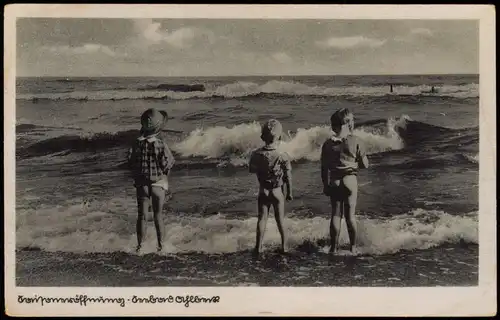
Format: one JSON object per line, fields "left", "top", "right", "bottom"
{"left": 390, "top": 84, "right": 394, "bottom": 93}
{"left": 321, "top": 108, "right": 369, "bottom": 255}
{"left": 249, "top": 119, "right": 293, "bottom": 256}
{"left": 422, "top": 86, "right": 438, "bottom": 94}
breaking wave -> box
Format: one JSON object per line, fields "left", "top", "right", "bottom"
{"left": 16, "top": 198, "right": 478, "bottom": 255}
{"left": 174, "top": 117, "right": 407, "bottom": 164}
{"left": 17, "top": 115, "right": 479, "bottom": 172}
{"left": 17, "top": 80, "right": 479, "bottom": 101}
{"left": 17, "top": 116, "right": 410, "bottom": 163}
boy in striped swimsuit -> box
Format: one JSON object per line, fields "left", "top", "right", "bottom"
{"left": 128, "top": 108, "right": 175, "bottom": 253}
{"left": 321, "top": 108, "right": 369, "bottom": 254}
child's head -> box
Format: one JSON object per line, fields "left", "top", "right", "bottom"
{"left": 261, "top": 119, "right": 283, "bottom": 145}
{"left": 330, "top": 108, "right": 354, "bottom": 134}
{"left": 140, "top": 108, "right": 168, "bottom": 136}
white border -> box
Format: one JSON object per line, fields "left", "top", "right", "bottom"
{"left": 4, "top": 4, "right": 496, "bottom": 316}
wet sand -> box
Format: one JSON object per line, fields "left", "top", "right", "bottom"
{"left": 16, "top": 244, "right": 478, "bottom": 287}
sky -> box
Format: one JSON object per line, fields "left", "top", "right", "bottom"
{"left": 16, "top": 18, "right": 479, "bottom": 77}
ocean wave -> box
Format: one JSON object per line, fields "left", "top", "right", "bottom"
{"left": 385, "top": 153, "right": 480, "bottom": 170}
{"left": 174, "top": 117, "right": 406, "bottom": 164}
{"left": 461, "top": 153, "right": 479, "bottom": 164}
{"left": 139, "top": 83, "right": 206, "bottom": 92}
{"left": 16, "top": 130, "right": 140, "bottom": 159}
{"left": 17, "top": 117, "right": 407, "bottom": 160}
{"left": 17, "top": 117, "right": 479, "bottom": 169}
{"left": 16, "top": 80, "right": 479, "bottom": 101}
{"left": 16, "top": 200, "right": 478, "bottom": 255}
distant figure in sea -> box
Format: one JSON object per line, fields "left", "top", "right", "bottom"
{"left": 390, "top": 84, "right": 394, "bottom": 93}
{"left": 249, "top": 119, "right": 293, "bottom": 256}
{"left": 127, "top": 108, "right": 175, "bottom": 253}
{"left": 320, "top": 108, "right": 369, "bottom": 254}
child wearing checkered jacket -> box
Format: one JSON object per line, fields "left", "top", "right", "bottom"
{"left": 128, "top": 108, "right": 175, "bottom": 253}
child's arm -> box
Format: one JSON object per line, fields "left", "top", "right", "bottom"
{"left": 163, "top": 143, "right": 176, "bottom": 175}
{"left": 320, "top": 143, "right": 330, "bottom": 195}
{"left": 157, "top": 141, "right": 175, "bottom": 176}
{"left": 356, "top": 140, "right": 369, "bottom": 169}
{"left": 127, "top": 143, "right": 137, "bottom": 170}
{"left": 282, "top": 153, "right": 293, "bottom": 200}
{"left": 248, "top": 152, "right": 258, "bottom": 174}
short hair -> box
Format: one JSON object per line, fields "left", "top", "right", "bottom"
{"left": 261, "top": 119, "right": 283, "bottom": 143}
{"left": 330, "top": 108, "right": 354, "bottom": 127}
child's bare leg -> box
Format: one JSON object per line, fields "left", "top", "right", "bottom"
{"left": 342, "top": 175, "right": 358, "bottom": 252}
{"left": 136, "top": 186, "right": 149, "bottom": 252}
{"left": 271, "top": 189, "right": 287, "bottom": 253}
{"left": 329, "top": 199, "right": 343, "bottom": 253}
{"left": 151, "top": 186, "right": 166, "bottom": 252}
{"left": 255, "top": 193, "right": 270, "bottom": 254}
{"left": 136, "top": 204, "right": 147, "bottom": 251}
{"left": 329, "top": 180, "right": 343, "bottom": 253}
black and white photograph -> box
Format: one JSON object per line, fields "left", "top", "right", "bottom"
{"left": 4, "top": 4, "right": 496, "bottom": 317}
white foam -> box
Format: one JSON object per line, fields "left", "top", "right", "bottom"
{"left": 16, "top": 198, "right": 478, "bottom": 256}
{"left": 16, "top": 81, "right": 479, "bottom": 101}
{"left": 463, "top": 153, "right": 479, "bottom": 164}
{"left": 173, "top": 117, "right": 406, "bottom": 164}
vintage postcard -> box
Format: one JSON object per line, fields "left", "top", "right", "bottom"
{"left": 4, "top": 4, "right": 496, "bottom": 316}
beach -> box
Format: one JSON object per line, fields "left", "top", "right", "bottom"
{"left": 16, "top": 74, "right": 479, "bottom": 286}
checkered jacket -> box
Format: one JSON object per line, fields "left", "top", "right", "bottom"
{"left": 127, "top": 133, "right": 175, "bottom": 184}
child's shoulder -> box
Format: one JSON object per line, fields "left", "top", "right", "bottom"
{"left": 151, "top": 133, "right": 170, "bottom": 147}
{"left": 251, "top": 145, "right": 266, "bottom": 154}
{"left": 346, "top": 134, "right": 362, "bottom": 145}
{"left": 160, "top": 131, "right": 170, "bottom": 139}
{"left": 279, "top": 150, "right": 291, "bottom": 161}
{"left": 133, "top": 133, "right": 169, "bottom": 148}
{"left": 321, "top": 137, "right": 335, "bottom": 148}
{"left": 249, "top": 147, "right": 266, "bottom": 167}
{"left": 153, "top": 132, "right": 168, "bottom": 142}
{"left": 344, "top": 134, "right": 365, "bottom": 152}
{"left": 131, "top": 135, "right": 143, "bottom": 146}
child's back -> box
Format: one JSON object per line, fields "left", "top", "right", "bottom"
{"left": 249, "top": 119, "right": 293, "bottom": 255}
{"left": 249, "top": 145, "right": 290, "bottom": 191}
{"left": 129, "top": 131, "right": 174, "bottom": 186}
{"left": 320, "top": 108, "right": 368, "bottom": 255}
{"left": 128, "top": 108, "right": 175, "bottom": 253}
{"left": 321, "top": 134, "right": 367, "bottom": 178}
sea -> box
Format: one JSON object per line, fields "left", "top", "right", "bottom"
{"left": 15, "top": 74, "right": 479, "bottom": 286}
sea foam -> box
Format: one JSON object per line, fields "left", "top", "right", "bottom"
{"left": 16, "top": 197, "right": 477, "bottom": 256}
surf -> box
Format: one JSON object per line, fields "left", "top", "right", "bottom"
{"left": 16, "top": 80, "right": 479, "bottom": 101}
{"left": 17, "top": 116, "right": 479, "bottom": 172}
{"left": 173, "top": 116, "right": 408, "bottom": 163}
{"left": 16, "top": 198, "right": 478, "bottom": 256}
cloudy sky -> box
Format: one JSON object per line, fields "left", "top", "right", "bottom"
{"left": 16, "top": 18, "right": 478, "bottom": 77}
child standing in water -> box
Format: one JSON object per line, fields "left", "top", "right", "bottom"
{"left": 127, "top": 108, "right": 175, "bottom": 253}
{"left": 320, "top": 108, "right": 369, "bottom": 254}
{"left": 249, "top": 119, "right": 293, "bottom": 255}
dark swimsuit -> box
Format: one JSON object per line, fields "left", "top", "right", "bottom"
{"left": 329, "top": 167, "right": 358, "bottom": 180}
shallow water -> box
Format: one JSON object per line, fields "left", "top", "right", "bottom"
{"left": 15, "top": 74, "right": 479, "bottom": 286}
